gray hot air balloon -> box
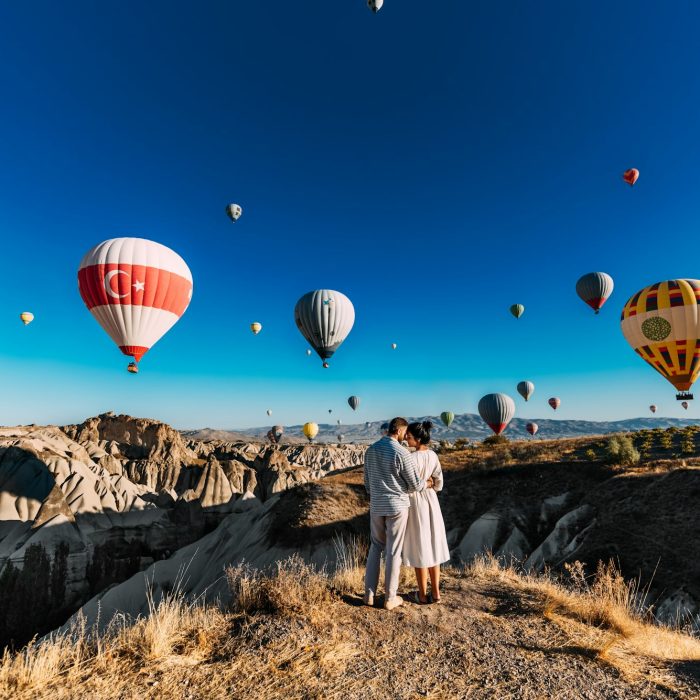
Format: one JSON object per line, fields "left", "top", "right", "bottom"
{"left": 576, "top": 272, "right": 614, "bottom": 314}
{"left": 348, "top": 395, "right": 360, "bottom": 411}
{"left": 294, "top": 289, "right": 355, "bottom": 368}
{"left": 226, "top": 203, "right": 242, "bottom": 222}
{"left": 477, "top": 393, "right": 516, "bottom": 435}
{"left": 517, "top": 381, "right": 535, "bottom": 401}
{"left": 337, "top": 433, "right": 344, "bottom": 443}
{"left": 368, "top": 0, "right": 383, "bottom": 12}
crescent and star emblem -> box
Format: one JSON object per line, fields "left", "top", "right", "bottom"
{"left": 104, "top": 270, "right": 145, "bottom": 299}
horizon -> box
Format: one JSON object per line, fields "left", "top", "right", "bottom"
{"left": 3, "top": 2, "right": 700, "bottom": 427}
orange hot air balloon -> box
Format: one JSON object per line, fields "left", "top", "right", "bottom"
{"left": 622, "top": 168, "right": 639, "bottom": 186}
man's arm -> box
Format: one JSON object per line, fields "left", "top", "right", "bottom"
{"left": 398, "top": 451, "right": 425, "bottom": 493}
{"left": 363, "top": 448, "right": 374, "bottom": 497}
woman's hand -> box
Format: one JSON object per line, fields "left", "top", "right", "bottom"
{"left": 425, "top": 477, "right": 434, "bottom": 489}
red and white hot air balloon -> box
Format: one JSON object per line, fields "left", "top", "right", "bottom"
{"left": 78, "top": 238, "right": 193, "bottom": 366}
{"left": 548, "top": 397, "right": 561, "bottom": 411}
{"left": 526, "top": 422, "right": 538, "bottom": 436}
{"left": 622, "top": 168, "right": 639, "bottom": 186}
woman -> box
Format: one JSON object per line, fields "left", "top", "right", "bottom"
{"left": 403, "top": 421, "right": 450, "bottom": 603}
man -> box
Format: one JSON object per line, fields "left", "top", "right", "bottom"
{"left": 363, "top": 416, "right": 430, "bottom": 610}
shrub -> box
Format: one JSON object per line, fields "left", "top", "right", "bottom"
{"left": 681, "top": 437, "right": 695, "bottom": 455}
{"left": 454, "top": 438, "right": 470, "bottom": 449}
{"left": 605, "top": 435, "right": 640, "bottom": 466}
{"left": 483, "top": 434, "right": 508, "bottom": 446}
{"left": 584, "top": 448, "right": 597, "bottom": 461}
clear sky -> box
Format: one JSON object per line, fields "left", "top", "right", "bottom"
{"left": 1, "top": 1, "right": 700, "bottom": 429}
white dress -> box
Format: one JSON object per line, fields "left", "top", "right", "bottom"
{"left": 402, "top": 450, "right": 450, "bottom": 568}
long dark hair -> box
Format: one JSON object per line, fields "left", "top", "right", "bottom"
{"left": 407, "top": 420, "right": 433, "bottom": 445}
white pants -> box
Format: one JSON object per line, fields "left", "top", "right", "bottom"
{"left": 364, "top": 510, "right": 409, "bottom": 600}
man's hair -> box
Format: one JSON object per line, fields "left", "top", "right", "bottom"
{"left": 387, "top": 417, "right": 408, "bottom": 435}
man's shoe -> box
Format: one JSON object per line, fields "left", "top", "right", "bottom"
{"left": 363, "top": 592, "right": 375, "bottom": 606}
{"left": 384, "top": 596, "right": 404, "bottom": 611}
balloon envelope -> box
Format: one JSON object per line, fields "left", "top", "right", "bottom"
{"left": 622, "top": 168, "right": 639, "bottom": 186}
{"left": 302, "top": 422, "right": 319, "bottom": 441}
{"left": 391, "top": 343, "right": 397, "bottom": 350}
{"left": 510, "top": 304, "right": 525, "bottom": 318}
{"left": 440, "top": 411, "right": 454, "bottom": 427}
{"left": 295, "top": 290, "right": 355, "bottom": 366}
{"left": 348, "top": 396, "right": 360, "bottom": 411}
{"left": 576, "top": 272, "right": 614, "bottom": 314}
{"left": 251, "top": 322, "right": 262, "bottom": 335}
{"left": 266, "top": 409, "right": 272, "bottom": 416}
{"left": 19, "top": 312, "right": 34, "bottom": 326}
{"left": 621, "top": 279, "right": 700, "bottom": 394}
{"left": 477, "top": 393, "right": 515, "bottom": 435}
{"left": 649, "top": 405, "right": 657, "bottom": 413}
{"left": 682, "top": 401, "right": 689, "bottom": 410}
{"left": 517, "top": 381, "right": 535, "bottom": 401}
{"left": 368, "top": 0, "right": 383, "bottom": 12}
{"left": 78, "top": 238, "right": 193, "bottom": 363}
{"left": 226, "top": 203, "right": 242, "bottom": 221}
{"left": 548, "top": 397, "right": 561, "bottom": 410}
{"left": 526, "top": 422, "right": 538, "bottom": 436}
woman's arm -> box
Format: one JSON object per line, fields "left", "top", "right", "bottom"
{"left": 431, "top": 454, "right": 444, "bottom": 492}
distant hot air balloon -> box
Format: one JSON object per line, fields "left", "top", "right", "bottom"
{"left": 517, "top": 381, "right": 535, "bottom": 402}
{"left": 337, "top": 419, "right": 342, "bottom": 425}
{"left": 302, "top": 422, "right": 319, "bottom": 442}
{"left": 621, "top": 279, "right": 700, "bottom": 401}
{"left": 328, "top": 409, "right": 333, "bottom": 414}
{"left": 365, "top": 421, "right": 371, "bottom": 429}
{"left": 226, "top": 203, "right": 242, "bottom": 222}
{"left": 510, "top": 304, "right": 525, "bottom": 319}
{"left": 391, "top": 343, "right": 397, "bottom": 350}
{"left": 576, "top": 272, "right": 614, "bottom": 314}
{"left": 338, "top": 434, "right": 344, "bottom": 443}
{"left": 78, "top": 238, "right": 193, "bottom": 366}
{"left": 477, "top": 393, "right": 515, "bottom": 435}
{"left": 380, "top": 422, "right": 389, "bottom": 435}
{"left": 266, "top": 409, "right": 272, "bottom": 417}
{"left": 19, "top": 312, "right": 34, "bottom": 326}
{"left": 649, "top": 405, "right": 657, "bottom": 414}
{"left": 251, "top": 322, "right": 262, "bottom": 335}
{"left": 273, "top": 425, "right": 284, "bottom": 440}
{"left": 127, "top": 362, "right": 138, "bottom": 374}
{"left": 548, "top": 397, "right": 561, "bottom": 411}
{"left": 368, "top": 0, "right": 383, "bottom": 12}
{"left": 306, "top": 349, "right": 312, "bottom": 356}
{"left": 682, "top": 401, "right": 689, "bottom": 410}
{"left": 526, "top": 422, "right": 538, "bottom": 436}
{"left": 440, "top": 411, "right": 454, "bottom": 427}
{"left": 295, "top": 290, "right": 355, "bottom": 368}
{"left": 348, "top": 396, "right": 360, "bottom": 411}
{"left": 622, "top": 169, "right": 639, "bottom": 186}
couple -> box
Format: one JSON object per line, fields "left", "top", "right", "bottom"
{"left": 363, "top": 417, "right": 449, "bottom": 610}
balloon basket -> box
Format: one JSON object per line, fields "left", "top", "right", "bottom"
{"left": 676, "top": 392, "right": 694, "bottom": 401}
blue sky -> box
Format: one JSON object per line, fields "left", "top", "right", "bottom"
{"left": 1, "top": 1, "right": 700, "bottom": 429}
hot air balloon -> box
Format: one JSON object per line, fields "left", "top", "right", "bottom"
{"left": 295, "top": 290, "right": 355, "bottom": 368}
{"left": 576, "top": 272, "right": 614, "bottom": 314}
{"left": 328, "top": 409, "right": 333, "bottom": 414}
{"left": 266, "top": 409, "right": 272, "bottom": 417}
{"left": 348, "top": 396, "right": 360, "bottom": 411}
{"left": 380, "top": 422, "right": 389, "bottom": 435}
{"left": 273, "top": 425, "right": 284, "bottom": 441}
{"left": 622, "top": 169, "right": 639, "bottom": 186}
{"left": 517, "top": 381, "right": 535, "bottom": 402}
{"left": 548, "top": 397, "right": 561, "bottom": 411}
{"left": 440, "top": 411, "right": 454, "bottom": 428}
{"left": 127, "top": 362, "right": 138, "bottom": 374}
{"left": 226, "top": 203, "right": 242, "bottom": 222}
{"left": 526, "top": 422, "right": 538, "bottom": 436}
{"left": 391, "top": 343, "right": 397, "bottom": 350}
{"left": 306, "top": 349, "right": 312, "bottom": 356}
{"left": 365, "top": 421, "right": 372, "bottom": 429}
{"left": 510, "top": 304, "right": 525, "bottom": 319}
{"left": 682, "top": 401, "right": 689, "bottom": 410}
{"left": 251, "top": 322, "right": 262, "bottom": 335}
{"left": 337, "top": 419, "right": 342, "bottom": 425}
{"left": 620, "top": 279, "right": 700, "bottom": 401}
{"left": 649, "top": 405, "right": 657, "bottom": 414}
{"left": 338, "top": 434, "right": 344, "bottom": 443}
{"left": 302, "top": 422, "right": 319, "bottom": 443}
{"left": 477, "top": 393, "right": 515, "bottom": 435}
{"left": 19, "top": 312, "right": 34, "bottom": 326}
{"left": 78, "top": 238, "right": 193, "bottom": 366}
{"left": 368, "top": 0, "right": 383, "bottom": 12}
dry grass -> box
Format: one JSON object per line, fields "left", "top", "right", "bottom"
{"left": 0, "top": 546, "right": 698, "bottom": 699}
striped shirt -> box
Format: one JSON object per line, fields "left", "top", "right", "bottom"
{"left": 363, "top": 436, "right": 425, "bottom": 515}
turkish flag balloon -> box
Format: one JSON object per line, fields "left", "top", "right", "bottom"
{"left": 78, "top": 238, "right": 193, "bottom": 362}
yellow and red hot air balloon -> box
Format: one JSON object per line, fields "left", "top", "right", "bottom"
{"left": 621, "top": 279, "right": 700, "bottom": 401}
{"left": 622, "top": 168, "right": 639, "bottom": 186}
{"left": 19, "top": 312, "right": 34, "bottom": 326}
{"left": 78, "top": 238, "right": 193, "bottom": 367}
{"left": 251, "top": 322, "right": 262, "bottom": 335}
